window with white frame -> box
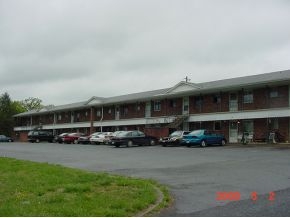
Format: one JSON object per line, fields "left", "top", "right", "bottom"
{"left": 243, "top": 91, "right": 253, "bottom": 103}
{"left": 154, "top": 101, "right": 161, "bottom": 111}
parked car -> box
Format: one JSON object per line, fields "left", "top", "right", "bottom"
{"left": 159, "top": 130, "right": 191, "bottom": 146}
{"left": 107, "top": 131, "right": 126, "bottom": 145}
{"left": 28, "top": 130, "right": 54, "bottom": 143}
{"left": 110, "top": 131, "right": 158, "bottom": 147}
{"left": 90, "top": 132, "right": 113, "bottom": 145}
{"left": 182, "top": 129, "right": 226, "bottom": 147}
{"left": 54, "top": 133, "right": 69, "bottom": 143}
{"left": 63, "top": 133, "right": 86, "bottom": 144}
{"left": 0, "top": 135, "right": 13, "bottom": 142}
{"left": 77, "top": 132, "right": 100, "bottom": 144}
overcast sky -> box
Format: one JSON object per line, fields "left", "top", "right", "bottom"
{"left": 1, "top": 0, "right": 290, "bottom": 105}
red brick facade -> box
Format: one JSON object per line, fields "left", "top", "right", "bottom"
{"left": 14, "top": 83, "right": 290, "bottom": 142}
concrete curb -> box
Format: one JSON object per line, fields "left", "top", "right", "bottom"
{"left": 135, "top": 185, "right": 164, "bottom": 217}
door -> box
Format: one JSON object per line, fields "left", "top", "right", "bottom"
{"left": 229, "top": 93, "right": 238, "bottom": 111}
{"left": 115, "top": 106, "right": 120, "bottom": 120}
{"left": 145, "top": 102, "right": 151, "bottom": 118}
{"left": 183, "top": 97, "right": 189, "bottom": 115}
{"left": 229, "top": 121, "right": 238, "bottom": 143}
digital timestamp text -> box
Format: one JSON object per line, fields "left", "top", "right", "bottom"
{"left": 216, "top": 191, "right": 275, "bottom": 201}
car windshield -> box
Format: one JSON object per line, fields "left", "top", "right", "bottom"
{"left": 117, "top": 131, "right": 130, "bottom": 137}
{"left": 169, "top": 131, "right": 183, "bottom": 137}
{"left": 189, "top": 130, "right": 204, "bottom": 136}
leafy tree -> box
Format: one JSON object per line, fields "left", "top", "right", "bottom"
{"left": 0, "top": 93, "right": 43, "bottom": 136}
{"left": 0, "top": 92, "right": 14, "bottom": 136}
{"left": 20, "top": 97, "right": 43, "bottom": 111}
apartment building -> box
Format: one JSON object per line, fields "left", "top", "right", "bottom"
{"left": 14, "top": 70, "right": 290, "bottom": 143}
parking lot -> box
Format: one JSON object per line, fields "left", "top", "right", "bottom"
{"left": 0, "top": 142, "right": 290, "bottom": 216}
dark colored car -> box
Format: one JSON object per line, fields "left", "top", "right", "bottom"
{"left": 160, "top": 130, "right": 191, "bottom": 146}
{"left": 27, "top": 130, "right": 54, "bottom": 143}
{"left": 182, "top": 129, "right": 226, "bottom": 147}
{"left": 77, "top": 135, "right": 92, "bottom": 144}
{"left": 63, "top": 132, "right": 86, "bottom": 144}
{"left": 0, "top": 135, "right": 13, "bottom": 142}
{"left": 54, "top": 133, "right": 69, "bottom": 143}
{"left": 110, "top": 131, "right": 158, "bottom": 147}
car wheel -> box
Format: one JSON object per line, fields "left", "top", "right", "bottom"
{"left": 73, "top": 139, "right": 78, "bottom": 144}
{"left": 221, "top": 139, "right": 226, "bottom": 146}
{"left": 162, "top": 144, "right": 167, "bottom": 147}
{"left": 200, "top": 140, "right": 207, "bottom": 147}
{"left": 149, "top": 139, "right": 156, "bottom": 146}
{"left": 36, "top": 139, "right": 40, "bottom": 143}
{"left": 127, "top": 140, "right": 133, "bottom": 147}
{"left": 8, "top": 139, "right": 12, "bottom": 142}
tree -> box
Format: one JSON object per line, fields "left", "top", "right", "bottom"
{"left": 0, "top": 92, "right": 14, "bottom": 136}
{"left": 20, "top": 97, "right": 43, "bottom": 111}
{"left": 0, "top": 93, "right": 44, "bottom": 136}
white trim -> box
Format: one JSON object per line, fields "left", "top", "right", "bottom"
{"left": 14, "top": 108, "right": 290, "bottom": 131}
{"left": 188, "top": 108, "right": 290, "bottom": 122}
{"left": 165, "top": 81, "right": 201, "bottom": 94}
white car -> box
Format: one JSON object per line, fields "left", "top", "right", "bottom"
{"left": 90, "top": 132, "right": 113, "bottom": 144}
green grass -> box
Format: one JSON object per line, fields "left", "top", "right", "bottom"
{"left": 0, "top": 157, "right": 170, "bottom": 216}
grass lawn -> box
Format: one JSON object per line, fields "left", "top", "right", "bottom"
{"left": 0, "top": 157, "right": 170, "bottom": 216}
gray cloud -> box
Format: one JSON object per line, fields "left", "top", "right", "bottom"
{"left": 1, "top": 0, "right": 290, "bottom": 105}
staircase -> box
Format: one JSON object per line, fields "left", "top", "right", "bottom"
{"left": 167, "top": 115, "right": 189, "bottom": 128}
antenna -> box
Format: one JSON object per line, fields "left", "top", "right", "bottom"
{"left": 184, "top": 76, "right": 191, "bottom": 83}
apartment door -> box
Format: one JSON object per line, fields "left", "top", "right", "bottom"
{"left": 145, "top": 102, "right": 151, "bottom": 118}
{"left": 183, "top": 97, "right": 189, "bottom": 115}
{"left": 229, "top": 121, "right": 238, "bottom": 143}
{"left": 115, "top": 106, "right": 120, "bottom": 120}
{"left": 229, "top": 93, "right": 238, "bottom": 111}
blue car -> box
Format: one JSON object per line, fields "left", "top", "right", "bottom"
{"left": 182, "top": 129, "right": 226, "bottom": 147}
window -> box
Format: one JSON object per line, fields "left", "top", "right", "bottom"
{"left": 58, "top": 114, "right": 62, "bottom": 121}
{"left": 124, "top": 107, "right": 128, "bottom": 115}
{"left": 135, "top": 103, "right": 141, "bottom": 111}
{"left": 108, "top": 108, "right": 112, "bottom": 114}
{"left": 96, "top": 110, "right": 101, "bottom": 117}
{"left": 85, "top": 111, "right": 88, "bottom": 117}
{"left": 243, "top": 91, "right": 253, "bottom": 104}
{"left": 154, "top": 101, "right": 161, "bottom": 111}
{"left": 214, "top": 121, "right": 221, "bottom": 131}
{"left": 169, "top": 100, "right": 177, "bottom": 108}
{"left": 194, "top": 96, "right": 203, "bottom": 108}
{"left": 213, "top": 95, "right": 221, "bottom": 103}
{"left": 270, "top": 90, "right": 278, "bottom": 98}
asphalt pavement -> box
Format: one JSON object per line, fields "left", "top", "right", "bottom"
{"left": 0, "top": 142, "right": 290, "bottom": 216}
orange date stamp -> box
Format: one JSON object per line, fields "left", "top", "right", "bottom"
{"left": 216, "top": 191, "right": 275, "bottom": 202}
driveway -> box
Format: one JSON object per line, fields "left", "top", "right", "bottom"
{"left": 0, "top": 142, "right": 290, "bottom": 216}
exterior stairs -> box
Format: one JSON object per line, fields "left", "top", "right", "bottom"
{"left": 167, "top": 115, "right": 189, "bottom": 128}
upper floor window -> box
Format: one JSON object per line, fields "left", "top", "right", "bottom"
{"left": 194, "top": 96, "right": 203, "bottom": 108}
{"left": 243, "top": 91, "right": 253, "bottom": 104}
{"left": 123, "top": 107, "right": 129, "bottom": 115}
{"left": 169, "top": 99, "right": 177, "bottom": 108}
{"left": 96, "top": 110, "right": 101, "bottom": 117}
{"left": 154, "top": 101, "right": 161, "bottom": 111}
{"left": 213, "top": 95, "right": 221, "bottom": 104}
{"left": 270, "top": 90, "right": 278, "bottom": 98}
{"left": 135, "top": 103, "right": 141, "bottom": 111}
